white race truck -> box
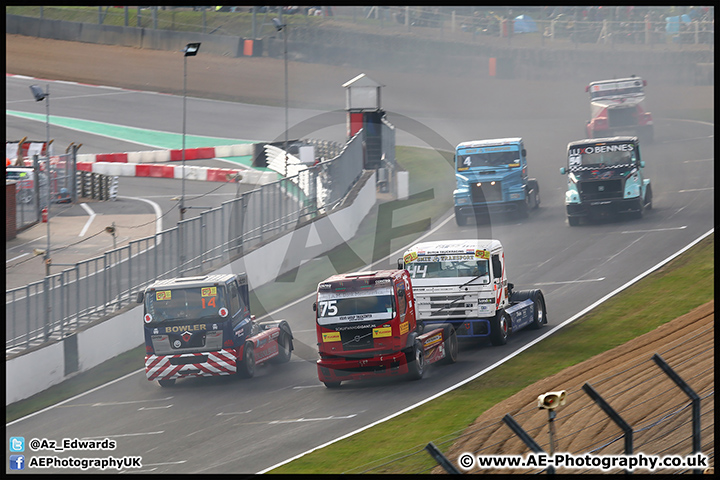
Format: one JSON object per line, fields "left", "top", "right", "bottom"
{"left": 399, "top": 239, "right": 547, "bottom": 345}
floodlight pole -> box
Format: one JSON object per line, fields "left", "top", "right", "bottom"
{"left": 274, "top": 18, "right": 289, "bottom": 177}
{"left": 44, "top": 84, "right": 50, "bottom": 276}
{"left": 181, "top": 51, "right": 188, "bottom": 221}
{"left": 180, "top": 42, "right": 200, "bottom": 221}
{"left": 30, "top": 84, "right": 52, "bottom": 276}
{"left": 283, "top": 26, "right": 288, "bottom": 178}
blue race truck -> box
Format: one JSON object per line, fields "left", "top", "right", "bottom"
{"left": 453, "top": 137, "right": 540, "bottom": 225}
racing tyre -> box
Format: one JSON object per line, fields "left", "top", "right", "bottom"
{"left": 406, "top": 340, "right": 425, "bottom": 380}
{"left": 490, "top": 310, "right": 510, "bottom": 346}
{"left": 455, "top": 212, "right": 467, "bottom": 227}
{"left": 441, "top": 324, "right": 459, "bottom": 364}
{"left": 529, "top": 180, "right": 540, "bottom": 208}
{"left": 568, "top": 216, "right": 580, "bottom": 227}
{"left": 644, "top": 185, "right": 653, "bottom": 210}
{"left": 324, "top": 381, "right": 342, "bottom": 388}
{"left": 237, "top": 342, "right": 255, "bottom": 378}
{"left": 158, "top": 379, "right": 176, "bottom": 388}
{"left": 270, "top": 322, "right": 293, "bottom": 364}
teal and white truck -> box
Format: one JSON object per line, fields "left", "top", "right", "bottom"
{"left": 560, "top": 136, "right": 652, "bottom": 226}
{"left": 453, "top": 138, "right": 540, "bottom": 226}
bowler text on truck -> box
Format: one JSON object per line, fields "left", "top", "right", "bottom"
{"left": 453, "top": 137, "right": 540, "bottom": 226}
{"left": 138, "top": 274, "right": 293, "bottom": 387}
{"left": 400, "top": 239, "right": 547, "bottom": 346}
{"left": 314, "top": 269, "right": 458, "bottom": 388}
{"left": 560, "top": 136, "right": 652, "bottom": 226}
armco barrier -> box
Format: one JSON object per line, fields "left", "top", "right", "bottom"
{"left": 6, "top": 170, "right": 376, "bottom": 405}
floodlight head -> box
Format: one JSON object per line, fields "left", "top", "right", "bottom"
{"left": 29, "top": 85, "right": 47, "bottom": 101}
{"left": 272, "top": 17, "right": 285, "bottom": 31}
{"left": 184, "top": 42, "right": 201, "bottom": 56}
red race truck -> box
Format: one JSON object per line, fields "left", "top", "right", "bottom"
{"left": 314, "top": 269, "right": 458, "bottom": 388}
{"left": 138, "top": 273, "right": 293, "bottom": 387}
{"left": 585, "top": 75, "right": 654, "bottom": 143}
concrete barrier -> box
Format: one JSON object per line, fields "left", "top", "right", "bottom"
{"left": 6, "top": 169, "right": 377, "bottom": 405}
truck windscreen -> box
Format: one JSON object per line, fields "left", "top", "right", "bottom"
{"left": 145, "top": 286, "right": 228, "bottom": 324}
{"left": 568, "top": 143, "right": 637, "bottom": 169}
{"left": 317, "top": 287, "right": 395, "bottom": 326}
{"left": 408, "top": 257, "right": 490, "bottom": 282}
{"left": 457, "top": 149, "right": 520, "bottom": 171}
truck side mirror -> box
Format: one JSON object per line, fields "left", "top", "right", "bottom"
{"left": 397, "top": 258, "right": 404, "bottom": 270}
{"left": 312, "top": 302, "right": 317, "bottom": 312}
{"left": 639, "top": 161, "right": 645, "bottom": 168}
{"left": 522, "top": 148, "right": 527, "bottom": 157}
{"left": 560, "top": 167, "right": 566, "bottom": 175}
{"left": 136, "top": 292, "right": 144, "bottom": 303}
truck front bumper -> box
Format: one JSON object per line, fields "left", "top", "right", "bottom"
{"left": 567, "top": 197, "right": 643, "bottom": 218}
{"left": 455, "top": 202, "right": 521, "bottom": 216}
{"left": 317, "top": 350, "right": 409, "bottom": 383}
{"left": 145, "top": 349, "right": 238, "bottom": 382}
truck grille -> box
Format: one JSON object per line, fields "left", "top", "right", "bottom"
{"left": 339, "top": 328, "right": 374, "bottom": 351}
{"left": 471, "top": 182, "right": 503, "bottom": 203}
{"left": 579, "top": 180, "right": 623, "bottom": 201}
{"left": 608, "top": 107, "right": 637, "bottom": 127}
{"left": 417, "top": 294, "right": 475, "bottom": 319}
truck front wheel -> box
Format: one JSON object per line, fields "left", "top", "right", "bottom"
{"left": 455, "top": 211, "right": 467, "bottom": 226}
{"left": 237, "top": 342, "right": 255, "bottom": 378}
{"left": 158, "top": 379, "right": 176, "bottom": 388}
{"left": 490, "top": 311, "right": 510, "bottom": 346}
{"left": 644, "top": 185, "right": 653, "bottom": 210}
{"left": 406, "top": 341, "right": 425, "bottom": 380}
{"left": 441, "top": 325, "right": 458, "bottom": 364}
{"left": 270, "top": 323, "right": 293, "bottom": 364}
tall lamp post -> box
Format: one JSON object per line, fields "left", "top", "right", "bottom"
{"left": 180, "top": 42, "right": 201, "bottom": 221}
{"left": 29, "top": 84, "right": 52, "bottom": 276}
{"left": 273, "top": 18, "right": 289, "bottom": 177}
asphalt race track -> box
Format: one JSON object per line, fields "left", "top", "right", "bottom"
{"left": 5, "top": 60, "right": 714, "bottom": 473}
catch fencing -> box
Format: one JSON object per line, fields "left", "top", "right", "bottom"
{"left": 339, "top": 309, "right": 714, "bottom": 474}
{"left": 10, "top": 152, "right": 77, "bottom": 231}
{"left": 6, "top": 130, "right": 370, "bottom": 357}
{"left": 8, "top": 6, "right": 714, "bottom": 48}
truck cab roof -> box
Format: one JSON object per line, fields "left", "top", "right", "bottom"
{"left": 456, "top": 138, "right": 522, "bottom": 149}
{"left": 144, "top": 274, "right": 246, "bottom": 291}
{"left": 404, "top": 239, "right": 503, "bottom": 257}
{"left": 567, "top": 136, "right": 638, "bottom": 150}
{"left": 320, "top": 270, "right": 401, "bottom": 284}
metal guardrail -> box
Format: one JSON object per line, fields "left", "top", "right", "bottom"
{"left": 5, "top": 131, "right": 373, "bottom": 357}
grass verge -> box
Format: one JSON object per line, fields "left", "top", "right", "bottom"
{"left": 269, "top": 233, "right": 714, "bottom": 474}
